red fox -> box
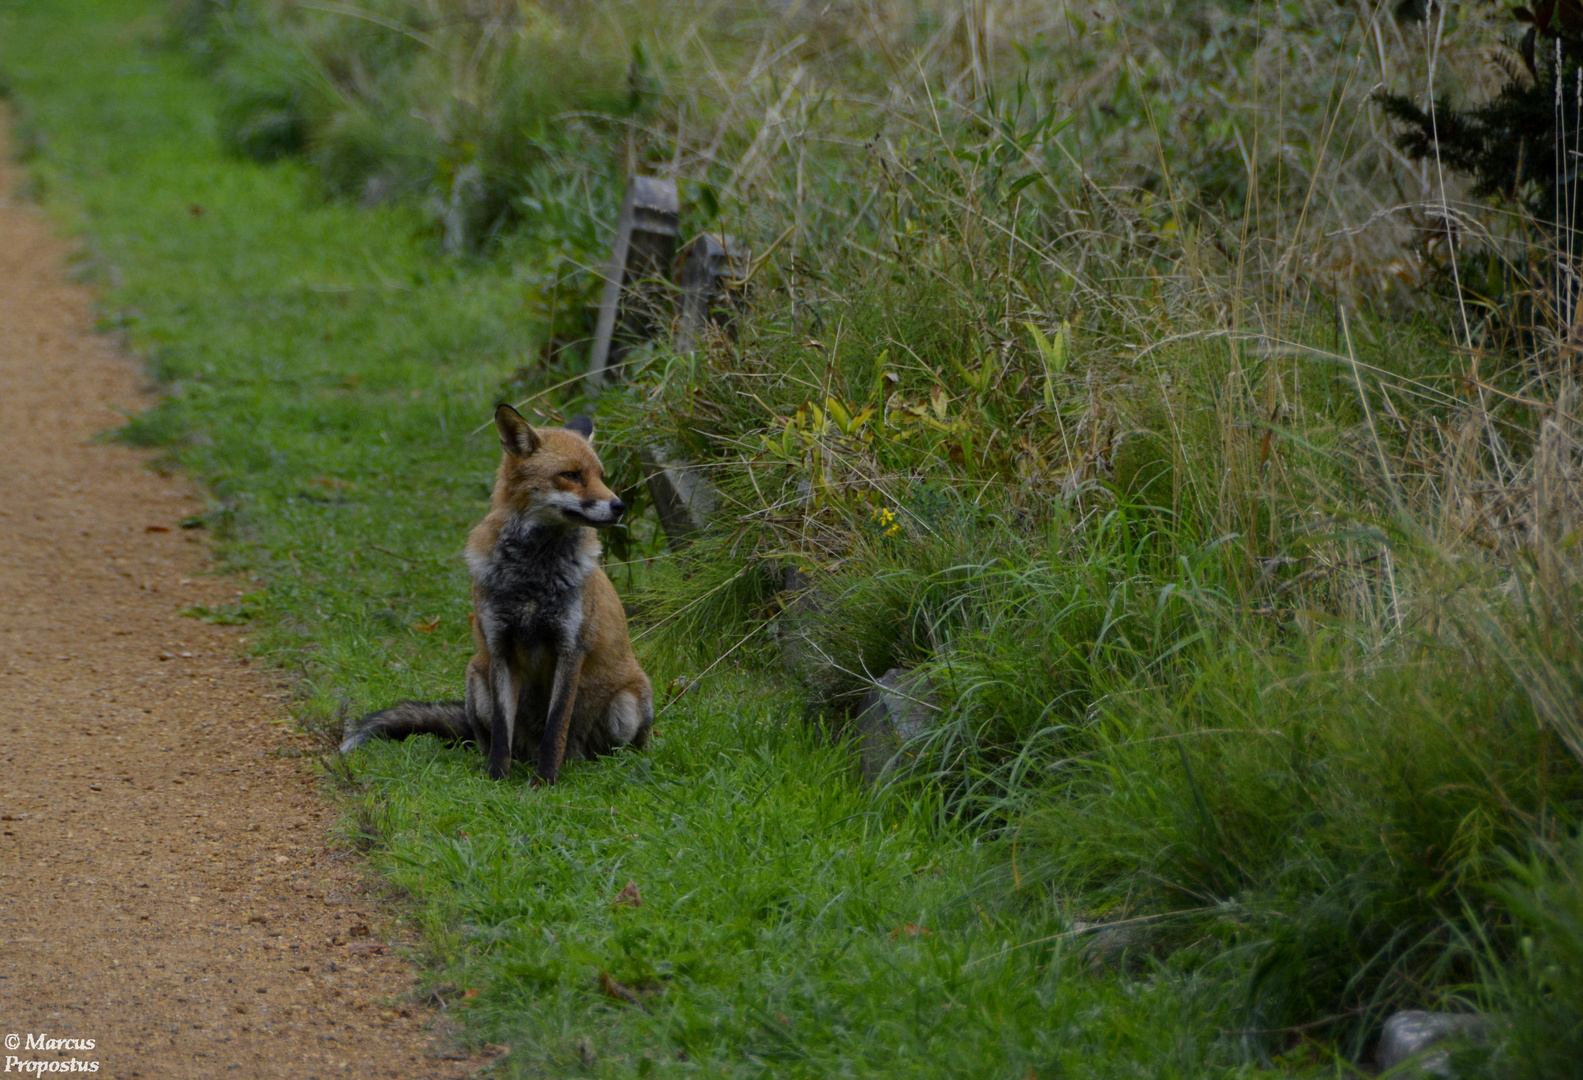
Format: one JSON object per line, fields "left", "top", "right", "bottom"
{"left": 340, "top": 405, "right": 653, "bottom": 784}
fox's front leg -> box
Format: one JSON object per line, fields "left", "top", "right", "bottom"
{"left": 464, "top": 653, "right": 492, "bottom": 756}
{"left": 534, "top": 652, "right": 585, "bottom": 786}
{"left": 487, "top": 649, "right": 520, "bottom": 781}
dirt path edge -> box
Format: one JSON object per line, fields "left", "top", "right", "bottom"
{"left": 0, "top": 108, "right": 491, "bottom": 1080}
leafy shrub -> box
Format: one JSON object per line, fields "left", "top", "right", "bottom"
{"left": 172, "top": 0, "right": 645, "bottom": 248}
{"left": 214, "top": 35, "right": 309, "bottom": 162}
{"left": 1483, "top": 834, "right": 1583, "bottom": 1079}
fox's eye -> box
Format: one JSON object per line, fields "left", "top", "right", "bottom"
{"left": 559, "top": 470, "right": 583, "bottom": 483}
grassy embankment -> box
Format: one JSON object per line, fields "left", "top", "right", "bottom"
{"left": 7, "top": 0, "right": 1583, "bottom": 1077}
{"left": 0, "top": 3, "right": 1234, "bottom": 1077}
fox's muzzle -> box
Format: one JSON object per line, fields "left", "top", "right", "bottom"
{"left": 566, "top": 498, "right": 624, "bottom": 527}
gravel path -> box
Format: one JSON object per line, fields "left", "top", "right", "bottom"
{"left": 0, "top": 112, "right": 488, "bottom": 1078}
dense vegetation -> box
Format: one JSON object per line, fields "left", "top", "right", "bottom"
{"left": 6, "top": 0, "right": 1583, "bottom": 1075}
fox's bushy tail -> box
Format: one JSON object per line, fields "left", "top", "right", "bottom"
{"left": 339, "top": 701, "right": 470, "bottom": 754}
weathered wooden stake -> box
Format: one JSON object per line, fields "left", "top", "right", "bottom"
{"left": 588, "top": 175, "right": 680, "bottom": 381}
{"left": 638, "top": 446, "right": 717, "bottom": 549}
{"left": 675, "top": 233, "right": 749, "bottom": 354}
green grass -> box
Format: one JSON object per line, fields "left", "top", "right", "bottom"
{"left": 351, "top": 684, "right": 1263, "bottom": 1078}
{"left": 0, "top": 2, "right": 1319, "bottom": 1076}
{"left": 9, "top": 3, "right": 1583, "bottom": 1078}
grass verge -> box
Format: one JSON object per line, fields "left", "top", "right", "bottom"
{"left": 7, "top": 2, "right": 1583, "bottom": 1078}
{"left": 0, "top": 2, "right": 1312, "bottom": 1076}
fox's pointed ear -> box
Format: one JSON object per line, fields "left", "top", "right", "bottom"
{"left": 565, "top": 415, "right": 595, "bottom": 443}
{"left": 495, "top": 404, "right": 541, "bottom": 457}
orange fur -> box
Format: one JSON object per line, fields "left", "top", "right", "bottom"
{"left": 460, "top": 406, "right": 653, "bottom": 783}
{"left": 342, "top": 407, "right": 652, "bottom": 782}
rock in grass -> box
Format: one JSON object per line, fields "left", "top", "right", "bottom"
{"left": 772, "top": 565, "right": 824, "bottom": 679}
{"left": 1375, "top": 1010, "right": 1489, "bottom": 1076}
{"left": 440, "top": 162, "right": 484, "bottom": 254}
{"left": 1068, "top": 917, "right": 1146, "bottom": 963}
{"left": 852, "top": 667, "right": 936, "bottom": 783}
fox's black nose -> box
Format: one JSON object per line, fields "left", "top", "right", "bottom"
{"left": 608, "top": 499, "right": 625, "bottom": 521}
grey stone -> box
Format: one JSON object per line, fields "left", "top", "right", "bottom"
{"left": 771, "top": 566, "right": 827, "bottom": 680}
{"left": 589, "top": 175, "right": 679, "bottom": 381}
{"left": 1376, "top": 1010, "right": 1489, "bottom": 1077}
{"left": 441, "top": 162, "right": 484, "bottom": 255}
{"left": 638, "top": 446, "right": 717, "bottom": 549}
{"left": 779, "top": 564, "right": 812, "bottom": 595}
{"left": 851, "top": 667, "right": 937, "bottom": 783}
{"left": 360, "top": 174, "right": 398, "bottom": 209}
{"left": 1068, "top": 918, "right": 1146, "bottom": 961}
{"left": 675, "top": 232, "right": 749, "bottom": 354}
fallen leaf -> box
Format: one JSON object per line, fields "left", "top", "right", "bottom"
{"left": 613, "top": 880, "right": 643, "bottom": 908}
{"left": 461, "top": 988, "right": 481, "bottom": 1000}
{"left": 144, "top": 524, "right": 170, "bottom": 533}
{"left": 412, "top": 615, "right": 441, "bottom": 633}
{"left": 889, "top": 923, "right": 933, "bottom": 940}
{"left": 599, "top": 972, "right": 643, "bottom": 1006}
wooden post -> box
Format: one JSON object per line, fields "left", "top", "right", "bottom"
{"left": 640, "top": 234, "right": 744, "bottom": 545}
{"left": 588, "top": 176, "right": 680, "bottom": 382}
{"left": 675, "top": 233, "right": 749, "bottom": 354}
{"left": 638, "top": 446, "right": 717, "bottom": 548}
